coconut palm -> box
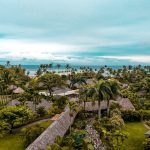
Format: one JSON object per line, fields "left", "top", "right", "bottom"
{"left": 6, "top": 61, "right": 10, "bottom": 67}
{"left": 48, "top": 63, "right": 53, "bottom": 72}
{"left": 107, "top": 79, "right": 120, "bottom": 116}
{"left": 56, "top": 64, "right": 61, "bottom": 73}
{"left": 27, "top": 88, "right": 41, "bottom": 110}
{"left": 79, "top": 85, "right": 91, "bottom": 111}
{"left": 93, "top": 80, "right": 112, "bottom": 119}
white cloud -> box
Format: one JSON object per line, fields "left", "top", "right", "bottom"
{"left": 0, "top": 39, "right": 82, "bottom": 60}
{"left": 100, "top": 56, "right": 150, "bottom": 63}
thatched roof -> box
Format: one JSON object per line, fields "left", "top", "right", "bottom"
{"left": 8, "top": 85, "right": 17, "bottom": 90}
{"left": 7, "top": 100, "right": 20, "bottom": 106}
{"left": 26, "top": 108, "right": 77, "bottom": 150}
{"left": 84, "top": 97, "right": 135, "bottom": 111}
{"left": 117, "top": 97, "right": 135, "bottom": 110}
{"left": 7, "top": 99, "right": 52, "bottom": 111}
{"left": 84, "top": 100, "right": 114, "bottom": 111}
{"left": 145, "top": 130, "right": 150, "bottom": 137}
{"left": 13, "top": 87, "right": 24, "bottom": 94}
{"left": 86, "top": 79, "right": 95, "bottom": 85}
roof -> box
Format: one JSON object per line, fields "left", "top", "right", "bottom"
{"left": 84, "top": 97, "right": 135, "bottom": 111}
{"left": 117, "top": 97, "right": 135, "bottom": 110}
{"left": 53, "top": 89, "right": 79, "bottom": 96}
{"left": 86, "top": 79, "right": 95, "bottom": 85}
{"left": 13, "top": 87, "right": 24, "bottom": 94}
{"left": 8, "top": 85, "right": 17, "bottom": 90}
{"left": 39, "top": 89, "right": 79, "bottom": 96}
{"left": 145, "top": 130, "right": 150, "bottom": 137}
{"left": 84, "top": 100, "right": 114, "bottom": 111}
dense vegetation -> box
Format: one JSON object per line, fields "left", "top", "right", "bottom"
{"left": 0, "top": 62, "right": 150, "bottom": 149}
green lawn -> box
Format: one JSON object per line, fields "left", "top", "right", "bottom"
{"left": 123, "top": 122, "right": 148, "bottom": 150}
{"left": 0, "top": 120, "right": 52, "bottom": 150}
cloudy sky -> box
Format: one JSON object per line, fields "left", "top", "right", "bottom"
{"left": 0, "top": 0, "right": 150, "bottom": 65}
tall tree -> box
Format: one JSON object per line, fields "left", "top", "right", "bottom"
{"left": 107, "top": 79, "right": 120, "bottom": 116}
{"left": 93, "top": 80, "right": 112, "bottom": 119}
{"left": 39, "top": 73, "right": 63, "bottom": 96}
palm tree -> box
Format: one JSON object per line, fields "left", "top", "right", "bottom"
{"left": 48, "top": 63, "right": 53, "bottom": 72}
{"left": 68, "top": 101, "right": 78, "bottom": 132}
{"left": 56, "top": 64, "right": 61, "bottom": 73}
{"left": 65, "top": 64, "right": 71, "bottom": 74}
{"left": 27, "top": 88, "right": 41, "bottom": 111}
{"left": 93, "top": 80, "right": 112, "bottom": 119}
{"left": 70, "top": 75, "right": 86, "bottom": 89}
{"left": 36, "top": 68, "right": 42, "bottom": 76}
{"left": 107, "top": 79, "right": 120, "bottom": 116}
{"left": 6, "top": 61, "right": 10, "bottom": 67}
{"left": 79, "top": 85, "right": 91, "bottom": 111}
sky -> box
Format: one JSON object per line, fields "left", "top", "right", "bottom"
{"left": 0, "top": 0, "right": 150, "bottom": 66}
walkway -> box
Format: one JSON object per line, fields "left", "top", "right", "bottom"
{"left": 85, "top": 123, "right": 105, "bottom": 150}
{"left": 13, "top": 118, "right": 52, "bottom": 132}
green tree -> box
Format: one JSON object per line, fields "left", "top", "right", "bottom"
{"left": 39, "top": 73, "right": 63, "bottom": 96}
{"left": 93, "top": 80, "right": 112, "bottom": 119}
{"left": 0, "top": 106, "right": 33, "bottom": 133}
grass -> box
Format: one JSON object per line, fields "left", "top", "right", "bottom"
{"left": 123, "top": 122, "right": 148, "bottom": 150}
{"left": 0, "top": 120, "right": 52, "bottom": 150}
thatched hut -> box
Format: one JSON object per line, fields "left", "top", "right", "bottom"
{"left": 13, "top": 87, "right": 24, "bottom": 94}
{"left": 145, "top": 130, "right": 150, "bottom": 137}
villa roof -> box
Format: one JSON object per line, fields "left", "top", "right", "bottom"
{"left": 39, "top": 88, "right": 79, "bottom": 96}
{"left": 84, "top": 100, "right": 114, "bottom": 111}
{"left": 8, "top": 85, "right": 17, "bottom": 90}
{"left": 86, "top": 79, "right": 95, "bottom": 85}
{"left": 84, "top": 97, "right": 135, "bottom": 111}
{"left": 13, "top": 87, "right": 24, "bottom": 94}
{"left": 145, "top": 130, "right": 150, "bottom": 137}
{"left": 53, "top": 89, "right": 79, "bottom": 96}
{"left": 117, "top": 97, "right": 135, "bottom": 110}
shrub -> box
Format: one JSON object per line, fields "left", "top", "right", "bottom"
{"left": 143, "top": 138, "right": 150, "bottom": 150}
{"left": 0, "top": 106, "right": 33, "bottom": 132}
{"left": 121, "top": 110, "right": 141, "bottom": 122}
{"left": 145, "top": 120, "right": 150, "bottom": 127}
{"left": 144, "top": 103, "right": 150, "bottom": 110}
{"left": 110, "top": 115, "right": 124, "bottom": 129}
{"left": 0, "top": 121, "right": 10, "bottom": 137}
{"left": 21, "top": 124, "right": 45, "bottom": 147}
{"left": 141, "top": 110, "right": 150, "bottom": 120}
{"left": 36, "top": 106, "right": 47, "bottom": 117}
{"left": 48, "top": 105, "right": 62, "bottom": 117}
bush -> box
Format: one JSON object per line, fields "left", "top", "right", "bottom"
{"left": 121, "top": 110, "right": 141, "bottom": 122}
{"left": 0, "top": 106, "right": 33, "bottom": 132}
{"left": 143, "top": 138, "right": 150, "bottom": 150}
{"left": 145, "top": 120, "right": 150, "bottom": 127}
{"left": 141, "top": 110, "right": 150, "bottom": 120}
{"left": 53, "top": 96, "right": 69, "bottom": 109}
{"left": 110, "top": 115, "right": 124, "bottom": 129}
{"left": 36, "top": 106, "right": 47, "bottom": 117}
{"left": 48, "top": 105, "right": 62, "bottom": 117}
{"left": 144, "top": 103, "right": 150, "bottom": 110}
{"left": 21, "top": 124, "right": 45, "bottom": 147}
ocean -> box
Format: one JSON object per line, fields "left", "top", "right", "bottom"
{"left": 22, "top": 65, "right": 123, "bottom": 76}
